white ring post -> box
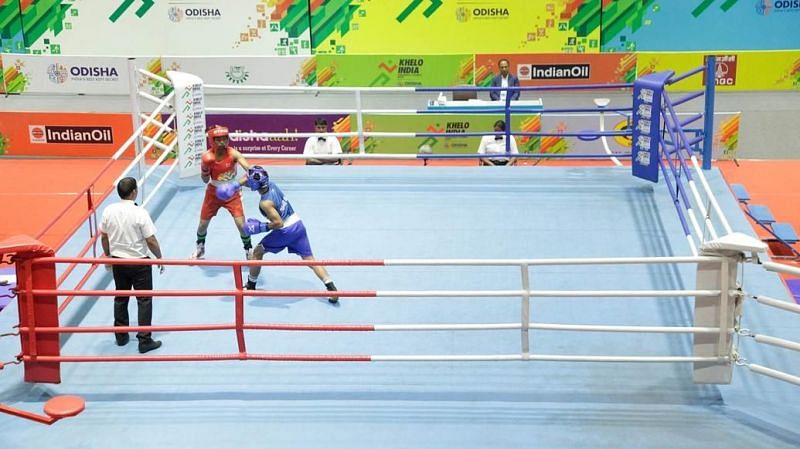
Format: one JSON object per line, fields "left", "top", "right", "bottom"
{"left": 693, "top": 252, "right": 738, "bottom": 383}
{"left": 355, "top": 89, "right": 366, "bottom": 155}
{"left": 167, "top": 71, "right": 206, "bottom": 178}
{"left": 593, "top": 98, "right": 622, "bottom": 167}
{"left": 717, "top": 258, "right": 730, "bottom": 356}
{"left": 127, "top": 58, "right": 145, "bottom": 191}
{"left": 520, "top": 264, "right": 530, "bottom": 359}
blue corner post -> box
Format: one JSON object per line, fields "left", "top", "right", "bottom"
{"left": 702, "top": 55, "right": 716, "bottom": 170}
{"left": 631, "top": 71, "right": 671, "bottom": 183}
{"left": 504, "top": 87, "right": 513, "bottom": 155}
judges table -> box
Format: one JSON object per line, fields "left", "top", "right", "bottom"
{"left": 426, "top": 98, "right": 544, "bottom": 112}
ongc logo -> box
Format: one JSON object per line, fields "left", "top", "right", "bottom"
{"left": 46, "top": 63, "right": 68, "bottom": 84}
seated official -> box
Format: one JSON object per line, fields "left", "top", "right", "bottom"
{"left": 489, "top": 58, "right": 520, "bottom": 102}
{"left": 477, "top": 120, "right": 518, "bottom": 166}
{"left": 303, "top": 117, "right": 343, "bottom": 165}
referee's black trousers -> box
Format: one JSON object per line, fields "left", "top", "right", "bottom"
{"left": 112, "top": 261, "right": 153, "bottom": 342}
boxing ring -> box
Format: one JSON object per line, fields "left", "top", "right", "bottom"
{"left": 0, "top": 61, "right": 799, "bottom": 448}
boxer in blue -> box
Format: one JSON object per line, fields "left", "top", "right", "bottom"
{"left": 216, "top": 166, "right": 339, "bottom": 303}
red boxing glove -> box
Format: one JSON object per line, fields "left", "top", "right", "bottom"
{"left": 200, "top": 151, "right": 215, "bottom": 177}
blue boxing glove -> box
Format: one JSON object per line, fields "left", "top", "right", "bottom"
{"left": 215, "top": 182, "right": 241, "bottom": 201}
{"left": 244, "top": 218, "right": 269, "bottom": 236}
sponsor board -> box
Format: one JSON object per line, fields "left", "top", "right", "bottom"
{"left": 638, "top": 50, "right": 800, "bottom": 91}
{"left": 204, "top": 114, "right": 347, "bottom": 154}
{"left": 703, "top": 55, "right": 738, "bottom": 86}
{"left": 28, "top": 125, "right": 113, "bottom": 144}
{"left": 8, "top": 55, "right": 129, "bottom": 94}
{"left": 167, "top": 6, "right": 223, "bottom": 22}
{"left": 476, "top": 53, "right": 635, "bottom": 86}
{"left": 522, "top": 64, "right": 591, "bottom": 80}
{"left": 0, "top": 112, "right": 133, "bottom": 157}
{"left": 316, "top": 54, "right": 472, "bottom": 87}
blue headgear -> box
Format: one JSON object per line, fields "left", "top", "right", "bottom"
{"left": 247, "top": 166, "right": 269, "bottom": 191}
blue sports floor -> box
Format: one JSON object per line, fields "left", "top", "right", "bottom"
{"left": 0, "top": 166, "right": 798, "bottom": 448}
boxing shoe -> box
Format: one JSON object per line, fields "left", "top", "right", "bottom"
{"left": 191, "top": 242, "right": 205, "bottom": 259}
{"left": 326, "top": 281, "right": 338, "bottom": 304}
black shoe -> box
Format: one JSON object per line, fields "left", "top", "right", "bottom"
{"left": 138, "top": 339, "right": 162, "bottom": 354}
{"left": 115, "top": 334, "right": 130, "bottom": 346}
{"left": 326, "top": 281, "right": 338, "bottom": 304}
{"left": 246, "top": 280, "right": 257, "bottom": 290}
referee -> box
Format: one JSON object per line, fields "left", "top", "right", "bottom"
{"left": 100, "top": 177, "right": 164, "bottom": 354}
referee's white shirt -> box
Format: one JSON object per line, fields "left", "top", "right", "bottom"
{"left": 303, "top": 136, "right": 343, "bottom": 155}
{"left": 100, "top": 200, "right": 157, "bottom": 259}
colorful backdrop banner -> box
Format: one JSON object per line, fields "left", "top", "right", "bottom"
{"left": 476, "top": 53, "right": 637, "bottom": 87}
{"left": 317, "top": 54, "right": 473, "bottom": 87}
{"left": 0, "top": 0, "right": 25, "bottom": 53}
{"left": 312, "top": 0, "right": 602, "bottom": 55}
{"left": 637, "top": 51, "right": 800, "bottom": 91}
{"left": 601, "top": 0, "right": 800, "bottom": 52}
{"left": 3, "top": 1, "right": 798, "bottom": 57}
{"left": 0, "top": 112, "right": 134, "bottom": 157}
{"left": 0, "top": 55, "right": 7, "bottom": 94}
{"left": 0, "top": 0, "right": 311, "bottom": 56}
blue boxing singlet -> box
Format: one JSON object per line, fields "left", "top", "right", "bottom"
{"left": 259, "top": 182, "right": 295, "bottom": 222}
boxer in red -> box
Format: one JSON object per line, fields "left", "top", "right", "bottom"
{"left": 192, "top": 125, "right": 253, "bottom": 259}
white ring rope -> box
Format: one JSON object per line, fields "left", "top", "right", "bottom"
{"left": 743, "top": 363, "right": 800, "bottom": 387}
{"left": 204, "top": 83, "right": 416, "bottom": 93}
{"left": 730, "top": 260, "right": 800, "bottom": 387}
{"left": 206, "top": 107, "right": 417, "bottom": 114}
{"left": 754, "top": 295, "right": 800, "bottom": 315}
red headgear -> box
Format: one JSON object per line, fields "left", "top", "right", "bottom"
{"left": 208, "top": 126, "right": 229, "bottom": 139}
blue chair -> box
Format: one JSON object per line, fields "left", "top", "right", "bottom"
{"left": 747, "top": 205, "right": 775, "bottom": 225}
{"left": 771, "top": 223, "right": 799, "bottom": 244}
{"left": 730, "top": 184, "right": 750, "bottom": 203}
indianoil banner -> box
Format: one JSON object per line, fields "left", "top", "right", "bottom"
{"left": 475, "top": 53, "right": 637, "bottom": 87}
{"left": 0, "top": 112, "right": 134, "bottom": 157}
{"left": 637, "top": 51, "right": 800, "bottom": 91}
